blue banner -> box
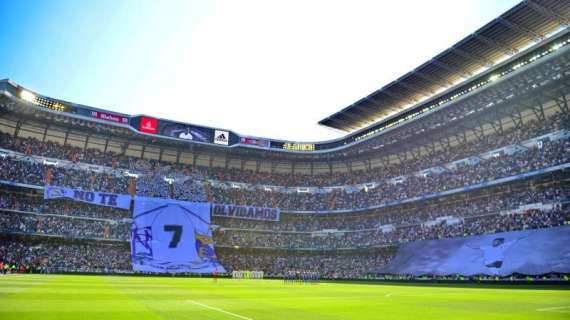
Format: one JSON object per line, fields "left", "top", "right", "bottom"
{"left": 44, "top": 185, "right": 131, "bottom": 210}
{"left": 212, "top": 204, "right": 280, "bottom": 221}
{"left": 131, "top": 197, "right": 225, "bottom": 274}
{"left": 377, "top": 226, "right": 570, "bottom": 276}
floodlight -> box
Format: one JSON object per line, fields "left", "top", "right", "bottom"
{"left": 20, "top": 90, "right": 36, "bottom": 103}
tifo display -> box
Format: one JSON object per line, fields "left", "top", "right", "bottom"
{"left": 131, "top": 198, "right": 224, "bottom": 274}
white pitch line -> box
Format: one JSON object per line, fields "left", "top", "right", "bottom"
{"left": 189, "top": 300, "right": 254, "bottom": 320}
{"left": 536, "top": 306, "right": 570, "bottom": 313}
{"left": 384, "top": 292, "right": 438, "bottom": 298}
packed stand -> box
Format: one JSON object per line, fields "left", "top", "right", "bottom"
{"left": 0, "top": 110, "right": 567, "bottom": 190}
{"left": 0, "top": 239, "right": 130, "bottom": 273}
{"left": 217, "top": 249, "right": 394, "bottom": 279}
{"left": 0, "top": 192, "right": 130, "bottom": 220}
{"left": 214, "top": 206, "right": 570, "bottom": 250}
{"left": 0, "top": 135, "right": 568, "bottom": 212}
{"left": 210, "top": 138, "right": 570, "bottom": 211}
{"left": 0, "top": 212, "right": 129, "bottom": 241}
{"left": 213, "top": 184, "right": 570, "bottom": 232}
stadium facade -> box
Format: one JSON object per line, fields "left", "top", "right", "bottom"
{"left": 0, "top": 0, "right": 569, "bottom": 279}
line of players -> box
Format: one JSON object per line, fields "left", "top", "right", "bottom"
{"left": 283, "top": 270, "right": 320, "bottom": 284}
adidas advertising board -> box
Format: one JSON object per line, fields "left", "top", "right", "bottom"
{"left": 214, "top": 130, "right": 229, "bottom": 145}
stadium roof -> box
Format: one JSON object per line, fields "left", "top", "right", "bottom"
{"left": 319, "top": 0, "right": 570, "bottom": 132}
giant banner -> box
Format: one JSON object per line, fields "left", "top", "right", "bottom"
{"left": 131, "top": 197, "right": 225, "bottom": 274}
{"left": 212, "top": 204, "right": 280, "bottom": 222}
{"left": 44, "top": 185, "right": 131, "bottom": 210}
{"left": 377, "top": 226, "right": 570, "bottom": 276}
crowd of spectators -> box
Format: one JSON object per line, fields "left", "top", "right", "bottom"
{"left": 136, "top": 168, "right": 207, "bottom": 202}
{"left": 0, "top": 110, "right": 567, "bottom": 190}
{"left": 213, "top": 184, "right": 570, "bottom": 231}
{"left": 2, "top": 201, "right": 566, "bottom": 278}
{"left": 0, "top": 64, "right": 568, "bottom": 277}
{"left": 346, "top": 54, "right": 570, "bottom": 158}
{"left": 210, "top": 137, "right": 569, "bottom": 210}
{"left": 0, "top": 157, "right": 129, "bottom": 194}
{"left": 0, "top": 131, "right": 134, "bottom": 169}
{"left": 1, "top": 179, "right": 567, "bottom": 265}
{"left": 0, "top": 239, "right": 130, "bottom": 273}
{"left": 1, "top": 181, "right": 566, "bottom": 235}
{"left": 0, "top": 105, "right": 567, "bottom": 216}
{"left": 214, "top": 206, "right": 570, "bottom": 250}
{"left": 0, "top": 237, "right": 394, "bottom": 278}
{"left": 216, "top": 249, "right": 394, "bottom": 279}
{"left": 0, "top": 192, "right": 131, "bottom": 220}
{"left": 0, "top": 212, "right": 129, "bottom": 241}
{"left": 0, "top": 134, "right": 568, "bottom": 212}
{"left": 205, "top": 112, "right": 570, "bottom": 187}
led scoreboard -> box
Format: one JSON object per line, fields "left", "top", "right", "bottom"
{"left": 282, "top": 142, "right": 315, "bottom": 151}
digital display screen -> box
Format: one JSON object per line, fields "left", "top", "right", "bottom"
{"left": 240, "top": 137, "right": 270, "bottom": 148}
{"left": 158, "top": 121, "right": 213, "bottom": 143}
{"left": 139, "top": 116, "right": 159, "bottom": 134}
{"left": 280, "top": 142, "right": 316, "bottom": 151}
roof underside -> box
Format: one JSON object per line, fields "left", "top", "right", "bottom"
{"left": 319, "top": 0, "right": 570, "bottom": 132}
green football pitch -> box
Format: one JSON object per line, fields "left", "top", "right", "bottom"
{"left": 1, "top": 275, "right": 569, "bottom": 319}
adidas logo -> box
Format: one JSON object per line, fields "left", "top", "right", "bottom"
{"left": 214, "top": 130, "right": 229, "bottom": 145}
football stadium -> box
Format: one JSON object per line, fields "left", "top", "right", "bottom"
{"left": 1, "top": 0, "right": 570, "bottom": 319}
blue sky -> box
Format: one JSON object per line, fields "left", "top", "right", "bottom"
{"left": 0, "top": 0, "right": 520, "bottom": 141}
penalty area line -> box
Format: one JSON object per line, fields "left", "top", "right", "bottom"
{"left": 188, "top": 300, "right": 254, "bottom": 320}
{"left": 536, "top": 306, "right": 570, "bottom": 313}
